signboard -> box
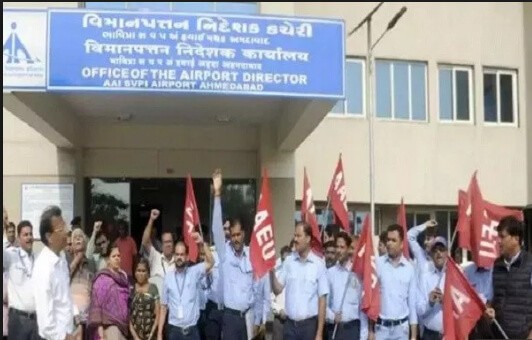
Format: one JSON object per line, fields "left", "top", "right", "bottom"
{"left": 21, "top": 184, "right": 74, "bottom": 238}
{"left": 2, "top": 9, "right": 47, "bottom": 91}
{"left": 47, "top": 9, "right": 345, "bottom": 98}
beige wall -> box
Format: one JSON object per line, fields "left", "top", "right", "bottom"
{"left": 525, "top": 3, "right": 532, "bottom": 205}
{"left": 295, "top": 2, "right": 528, "bottom": 207}
{"left": 3, "top": 108, "right": 77, "bottom": 222}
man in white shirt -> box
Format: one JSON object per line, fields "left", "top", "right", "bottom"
{"left": 142, "top": 209, "right": 176, "bottom": 294}
{"left": 3, "top": 219, "right": 39, "bottom": 340}
{"left": 32, "top": 206, "right": 78, "bottom": 340}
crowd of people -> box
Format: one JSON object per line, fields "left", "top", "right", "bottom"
{"left": 2, "top": 169, "right": 531, "bottom": 340}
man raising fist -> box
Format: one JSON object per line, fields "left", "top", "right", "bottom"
{"left": 142, "top": 208, "right": 176, "bottom": 295}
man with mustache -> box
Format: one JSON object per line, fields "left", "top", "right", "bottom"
{"left": 415, "top": 237, "right": 448, "bottom": 340}
{"left": 3, "top": 219, "right": 39, "bottom": 340}
{"left": 158, "top": 233, "right": 214, "bottom": 340}
{"left": 211, "top": 169, "right": 261, "bottom": 340}
{"left": 270, "top": 222, "right": 329, "bottom": 340}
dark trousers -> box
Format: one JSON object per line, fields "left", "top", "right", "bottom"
{"left": 326, "top": 320, "right": 360, "bottom": 340}
{"left": 205, "top": 301, "right": 223, "bottom": 340}
{"left": 7, "top": 309, "right": 40, "bottom": 340}
{"left": 272, "top": 317, "right": 285, "bottom": 340}
{"left": 198, "top": 309, "right": 207, "bottom": 340}
{"left": 222, "top": 311, "right": 247, "bottom": 340}
{"left": 422, "top": 328, "right": 442, "bottom": 340}
{"left": 468, "top": 317, "right": 495, "bottom": 339}
{"left": 167, "top": 325, "right": 200, "bottom": 340}
{"left": 284, "top": 317, "right": 318, "bottom": 340}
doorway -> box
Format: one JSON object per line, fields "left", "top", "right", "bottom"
{"left": 85, "top": 177, "right": 257, "bottom": 247}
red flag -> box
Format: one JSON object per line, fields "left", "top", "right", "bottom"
{"left": 327, "top": 154, "right": 349, "bottom": 232}
{"left": 352, "top": 215, "right": 380, "bottom": 321}
{"left": 456, "top": 189, "right": 472, "bottom": 250}
{"left": 396, "top": 197, "right": 410, "bottom": 259}
{"left": 469, "top": 173, "right": 524, "bottom": 269}
{"left": 183, "top": 175, "right": 201, "bottom": 263}
{"left": 301, "top": 168, "right": 323, "bottom": 256}
{"left": 443, "top": 256, "right": 485, "bottom": 340}
{"left": 250, "top": 169, "right": 276, "bottom": 279}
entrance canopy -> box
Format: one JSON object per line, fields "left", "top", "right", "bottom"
{"left": 3, "top": 8, "right": 345, "bottom": 151}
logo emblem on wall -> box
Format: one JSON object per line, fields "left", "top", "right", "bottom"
{"left": 3, "top": 22, "right": 41, "bottom": 64}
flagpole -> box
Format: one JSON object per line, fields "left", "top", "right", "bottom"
{"left": 493, "top": 319, "right": 509, "bottom": 339}
{"left": 320, "top": 198, "right": 331, "bottom": 240}
{"left": 332, "top": 272, "right": 352, "bottom": 339}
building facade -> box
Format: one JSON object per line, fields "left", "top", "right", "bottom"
{"left": 3, "top": 2, "right": 532, "bottom": 249}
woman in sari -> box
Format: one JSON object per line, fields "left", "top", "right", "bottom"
{"left": 130, "top": 258, "right": 160, "bottom": 340}
{"left": 88, "top": 243, "right": 130, "bottom": 340}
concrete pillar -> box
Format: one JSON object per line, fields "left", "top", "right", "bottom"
{"left": 73, "top": 148, "right": 85, "bottom": 229}
{"left": 258, "top": 123, "right": 296, "bottom": 252}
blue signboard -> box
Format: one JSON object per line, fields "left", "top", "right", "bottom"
{"left": 47, "top": 9, "right": 345, "bottom": 98}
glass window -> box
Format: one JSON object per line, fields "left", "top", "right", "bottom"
{"left": 439, "top": 66, "right": 473, "bottom": 122}
{"left": 87, "top": 178, "right": 131, "bottom": 234}
{"left": 85, "top": 2, "right": 259, "bottom": 14}
{"left": 330, "top": 59, "right": 364, "bottom": 116}
{"left": 215, "top": 2, "right": 258, "bottom": 14}
{"left": 85, "top": 2, "right": 127, "bottom": 9}
{"left": 172, "top": 2, "right": 215, "bottom": 13}
{"left": 128, "top": 2, "right": 170, "bottom": 11}
{"left": 483, "top": 70, "right": 518, "bottom": 125}
{"left": 376, "top": 60, "right": 427, "bottom": 121}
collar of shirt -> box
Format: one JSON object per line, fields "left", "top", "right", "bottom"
{"left": 40, "top": 246, "right": 63, "bottom": 267}
{"left": 230, "top": 245, "right": 247, "bottom": 258}
{"left": 293, "top": 251, "right": 317, "bottom": 263}
{"left": 504, "top": 251, "right": 521, "bottom": 266}
{"left": 384, "top": 254, "right": 408, "bottom": 267}
{"left": 161, "top": 253, "right": 175, "bottom": 265}
{"left": 336, "top": 260, "right": 352, "bottom": 272}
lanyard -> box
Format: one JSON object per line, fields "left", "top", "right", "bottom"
{"left": 17, "top": 249, "right": 34, "bottom": 278}
{"left": 161, "top": 256, "right": 174, "bottom": 275}
{"left": 174, "top": 268, "right": 187, "bottom": 302}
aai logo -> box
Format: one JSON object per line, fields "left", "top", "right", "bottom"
{"left": 3, "top": 11, "right": 47, "bottom": 90}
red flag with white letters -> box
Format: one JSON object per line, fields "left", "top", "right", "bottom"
{"left": 327, "top": 154, "right": 350, "bottom": 232}
{"left": 443, "top": 256, "right": 485, "bottom": 340}
{"left": 301, "top": 168, "right": 323, "bottom": 256}
{"left": 250, "top": 169, "right": 276, "bottom": 279}
{"left": 183, "top": 175, "right": 201, "bottom": 263}
{"left": 396, "top": 197, "right": 410, "bottom": 259}
{"left": 469, "top": 173, "right": 524, "bottom": 269}
{"left": 352, "top": 215, "right": 380, "bottom": 321}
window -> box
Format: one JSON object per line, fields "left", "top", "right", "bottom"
{"left": 483, "top": 69, "right": 518, "bottom": 125}
{"left": 84, "top": 2, "right": 259, "bottom": 14}
{"left": 406, "top": 212, "right": 431, "bottom": 229}
{"left": 330, "top": 59, "right": 365, "bottom": 116}
{"left": 376, "top": 60, "right": 427, "bottom": 121}
{"left": 439, "top": 66, "right": 473, "bottom": 122}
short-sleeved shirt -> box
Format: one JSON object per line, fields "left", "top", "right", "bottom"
{"left": 277, "top": 251, "right": 329, "bottom": 321}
